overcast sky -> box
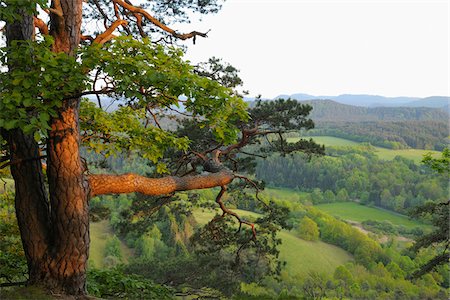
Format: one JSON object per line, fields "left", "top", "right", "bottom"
{"left": 180, "top": 0, "right": 450, "bottom": 99}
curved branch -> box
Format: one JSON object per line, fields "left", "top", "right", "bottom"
{"left": 214, "top": 186, "right": 257, "bottom": 238}
{"left": 221, "top": 127, "right": 259, "bottom": 156}
{"left": 112, "top": 0, "right": 209, "bottom": 41}
{"left": 33, "top": 16, "right": 48, "bottom": 35}
{"left": 88, "top": 169, "right": 234, "bottom": 197}
{"left": 94, "top": 19, "right": 128, "bottom": 45}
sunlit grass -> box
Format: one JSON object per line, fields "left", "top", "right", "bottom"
{"left": 0, "top": 178, "right": 14, "bottom": 193}
{"left": 89, "top": 220, "right": 133, "bottom": 268}
{"left": 315, "top": 202, "right": 428, "bottom": 229}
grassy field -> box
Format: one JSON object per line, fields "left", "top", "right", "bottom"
{"left": 315, "top": 202, "right": 427, "bottom": 229}
{"left": 89, "top": 220, "right": 133, "bottom": 269}
{"left": 299, "top": 136, "right": 359, "bottom": 147}
{"left": 288, "top": 136, "right": 440, "bottom": 163}
{"left": 262, "top": 187, "right": 308, "bottom": 202}
{"left": 0, "top": 178, "right": 14, "bottom": 193}
{"left": 193, "top": 208, "right": 353, "bottom": 277}
{"left": 373, "top": 147, "right": 439, "bottom": 162}
{"left": 277, "top": 231, "right": 353, "bottom": 276}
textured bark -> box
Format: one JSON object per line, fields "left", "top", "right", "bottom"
{"left": 5, "top": 0, "right": 233, "bottom": 296}
{"left": 45, "top": 98, "right": 90, "bottom": 295}
{"left": 3, "top": 10, "right": 52, "bottom": 287}
{"left": 50, "top": 0, "right": 83, "bottom": 54}
{"left": 89, "top": 170, "right": 234, "bottom": 197}
{"left": 2, "top": 129, "right": 51, "bottom": 285}
{"left": 31, "top": 0, "right": 90, "bottom": 295}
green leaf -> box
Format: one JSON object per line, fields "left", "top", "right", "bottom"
{"left": 34, "top": 131, "right": 41, "bottom": 142}
{"left": 23, "top": 78, "right": 31, "bottom": 89}
{"left": 12, "top": 78, "right": 22, "bottom": 85}
{"left": 39, "top": 112, "right": 50, "bottom": 123}
{"left": 4, "top": 120, "right": 18, "bottom": 130}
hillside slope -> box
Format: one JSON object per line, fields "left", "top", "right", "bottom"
{"left": 194, "top": 209, "right": 353, "bottom": 277}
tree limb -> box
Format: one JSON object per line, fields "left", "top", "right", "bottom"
{"left": 0, "top": 281, "right": 27, "bottom": 288}
{"left": 0, "top": 155, "right": 46, "bottom": 170}
{"left": 93, "top": 19, "right": 128, "bottom": 45}
{"left": 213, "top": 186, "right": 257, "bottom": 238}
{"left": 33, "top": 16, "right": 48, "bottom": 35}
{"left": 112, "top": 0, "right": 209, "bottom": 41}
{"left": 88, "top": 169, "right": 234, "bottom": 197}
{"left": 92, "top": 0, "right": 111, "bottom": 29}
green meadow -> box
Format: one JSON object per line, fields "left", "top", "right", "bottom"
{"left": 315, "top": 202, "right": 427, "bottom": 229}
{"left": 262, "top": 187, "right": 308, "bottom": 202}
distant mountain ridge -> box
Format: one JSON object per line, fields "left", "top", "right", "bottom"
{"left": 273, "top": 93, "right": 449, "bottom": 108}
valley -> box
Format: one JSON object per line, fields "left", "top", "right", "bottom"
{"left": 1, "top": 98, "right": 448, "bottom": 299}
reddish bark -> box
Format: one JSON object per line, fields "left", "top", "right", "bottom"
{"left": 89, "top": 170, "right": 234, "bottom": 197}
{"left": 5, "top": 0, "right": 234, "bottom": 296}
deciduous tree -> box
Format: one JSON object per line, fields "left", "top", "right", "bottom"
{"left": 0, "top": 0, "right": 323, "bottom": 296}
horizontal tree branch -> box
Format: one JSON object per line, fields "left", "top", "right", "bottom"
{"left": 88, "top": 169, "right": 234, "bottom": 197}
{"left": 0, "top": 281, "right": 27, "bottom": 288}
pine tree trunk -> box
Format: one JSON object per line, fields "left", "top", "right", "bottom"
{"left": 3, "top": 129, "right": 52, "bottom": 285}
{"left": 5, "top": 0, "right": 91, "bottom": 296}
{"left": 40, "top": 0, "right": 90, "bottom": 295}
{"left": 3, "top": 8, "right": 52, "bottom": 289}
{"left": 44, "top": 98, "right": 90, "bottom": 295}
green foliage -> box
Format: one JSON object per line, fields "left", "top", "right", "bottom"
{"left": 408, "top": 148, "right": 450, "bottom": 278}
{"left": 80, "top": 99, "right": 189, "bottom": 173}
{"left": 103, "top": 235, "right": 123, "bottom": 268}
{"left": 422, "top": 147, "right": 450, "bottom": 174}
{"left": 308, "top": 120, "right": 448, "bottom": 150}
{"left": 257, "top": 146, "right": 448, "bottom": 214}
{"left": 334, "top": 265, "right": 354, "bottom": 283}
{"left": 0, "top": 0, "right": 47, "bottom": 23}
{"left": 135, "top": 225, "right": 170, "bottom": 261}
{"left": 250, "top": 98, "right": 314, "bottom": 131}
{"left": 0, "top": 37, "right": 87, "bottom": 137}
{"left": 82, "top": 36, "right": 248, "bottom": 145}
{"left": 296, "top": 216, "right": 319, "bottom": 241}
{"left": 87, "top": 268, "right": 174, "bottom": 299}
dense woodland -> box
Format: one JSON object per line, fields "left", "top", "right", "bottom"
{"left": 1, "top": 142, "right": 449, "bottom": 299}
{"left": 302, "top": 100, "right": 448, "bottom": 122}
{"left": 257, "top": 146, "right": 448, "bottom": 214}
{"left": 310, "top": 120, "right": 448, "bottom": 150}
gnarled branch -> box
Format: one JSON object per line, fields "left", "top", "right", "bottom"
{"left": 213, "top": 186, "right": 257, "bottom": 238}
{"left": 112, "top": 0, "right": 209, "bottom": 41}
{"left": 88, "top": 169, "right": 234, "bottom": 197}
{"left": 93, "top": 19, "right": 128, "bottom": 45}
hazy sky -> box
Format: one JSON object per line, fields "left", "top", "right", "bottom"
{"left": 180, "top": 0, "right": 450, "bottom": 99}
